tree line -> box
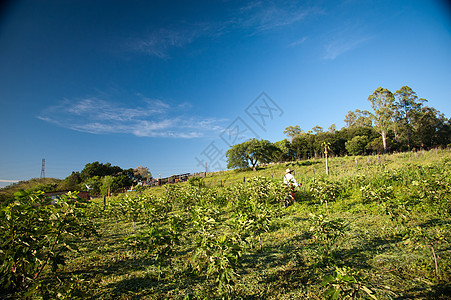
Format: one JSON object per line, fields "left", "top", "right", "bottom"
{"left": 60, "top": 162, "right": 152, "bottom": 195}
{"left": 227, "top": 86, "right": 450, "bottom": 170}
{"left": 1, "top": 163, "right": 153, "bottom": 200}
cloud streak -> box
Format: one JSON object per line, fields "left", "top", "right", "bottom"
{"left": 323, "top": 35, "right": 372, "bottom": 60}
{"left": 234, "top": 0, "right": 313, "bottom": 33}
{"left": 38, "top": 96, "right": 226, "bottom": 139}
{"left": 129, "top": 24, "right": 212, "bottom": 58}
{"left": 322, "top": 22, "right": 373, "bottom": 60}
{"left": 128, "top": 0, "right": 317, "bottom": 58}
{"left": 288, "top": 36, "right": 308, "bottom": 47}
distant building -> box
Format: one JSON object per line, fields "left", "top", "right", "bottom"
{"left": 150, "top": 173, "right": 191, "bottom": 186}
{"left": 45, "top": 191, "right": 90, "bottom": 200}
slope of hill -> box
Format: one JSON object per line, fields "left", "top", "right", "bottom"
{"left": 2, "top": 149, "right": 449, "bottom": 299}
{"left": 0, "top": 177, "right": 62, "bottom": 203}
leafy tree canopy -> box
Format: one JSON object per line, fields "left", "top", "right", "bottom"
{"left": 226, "top": 139, "right": 279, "bottom": 171}
{"left": 283, "top": 125, "right": 302, "bottom": 140}
{"left": 368, "top": 87, "right": 396, "bottom": 152}
{"left": 80, "top": 161, "right": 122, "bottom": 180}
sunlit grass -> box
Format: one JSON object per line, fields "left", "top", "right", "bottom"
{"left": 4, "top": 148, "right": 449, "bottom": 299}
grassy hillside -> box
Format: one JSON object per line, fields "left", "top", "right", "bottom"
{"left": 199, "top": 150, "right": 447, "bottom": 187}
{"left": 0, "top": 177, "right": 61, "bottom": 202}
{"left": 2, "top": 149, "right": 450, "bottom": 299}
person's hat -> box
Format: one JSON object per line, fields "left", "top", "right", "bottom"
{"left": 286, "top": 168, "right": 293, "bottom": 174}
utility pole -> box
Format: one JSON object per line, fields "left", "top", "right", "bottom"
{"left": 40, "top": 158, "right": 45, "bottom": 179}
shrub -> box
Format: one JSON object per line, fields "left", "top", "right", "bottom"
{"left": 0, "top": 190, "right": 97, "bottom": 295}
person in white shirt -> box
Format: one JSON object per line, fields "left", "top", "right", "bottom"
{"left": 283, "top": 168, "right": 301, "bottom": 207}
{"left": 283, "top": 168, "right": 300, "bottom": 187}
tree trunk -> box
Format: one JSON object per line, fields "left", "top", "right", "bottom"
{"left": 381, "top": 130, "right": 387, "bottom": 153}
{"left": 406, "top": 124, "right": 411, "bottom": 150}
{"left": 250, "top": 158, "right": 257, "bottom": 171}
{"left": 393, "top": 125, "right": 400, "bottom": 143}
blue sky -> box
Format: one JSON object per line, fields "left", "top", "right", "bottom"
{"left": 1, "top": 0, "right": 450, "bottom": 187}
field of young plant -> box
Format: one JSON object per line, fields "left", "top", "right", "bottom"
{"left": 1, "top": 150, "right": 450, "bottom": 299}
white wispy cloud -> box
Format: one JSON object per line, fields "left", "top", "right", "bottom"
{"left": 129, "top": 24, "right": 212, "bottom": 58}
{"left": 38, "top": 95, "right": 227, "bottom": 138}
{"left": 234, "top": 0, "right": 313, "bottom": 33}
{"left": 127, "top": 0, "right": 318, "bottom": 58}
{"left": 322, "top": 22, "right": 373, "bottom": 60}
{"left": 288, "top": 36, "right": 308, "bottom": 47}
{"left": 323, "top": 36, "right": 371, "bottom": 60}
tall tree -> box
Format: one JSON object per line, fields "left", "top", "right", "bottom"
{"left": 291, "top": 134, "right": 308, "bottom": 160}
{"left": 312, "top": 125, "right": 323, "bottom": 134}
{"left": 133, "top": 166, "right": 152, "bottom": 182}
{"left": 328, "top": 124, "right": 336, "bottom": 134}
{"left": 368, "top": 87, "right": 395, "bottom": 153}
{"left": 283, "top": 125, "right": 302, "bottom": 140}
{"left": 394, "top": 86, "right": 427, "bottom": 150}
{"left": 411, "top": 106, "right": 450, "bottom": 149}
{"left": 344, "top": 109, "right": 372, "bottom": 128}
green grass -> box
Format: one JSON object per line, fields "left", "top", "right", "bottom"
{"left": 3, "top": 149, "right": 451, "bottom": 299}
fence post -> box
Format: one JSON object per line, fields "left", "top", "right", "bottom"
{"left": 243, "top": 177, "right": 246, "bottom": 183}
{"left": 103, "top": 195, "right": 106, "bottom": 211}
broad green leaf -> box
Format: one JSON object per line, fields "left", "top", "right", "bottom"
{"left": 321, "top": 275, "right": 335, "bottom": 286}
{"left": 324, "top": 287, "right": 336, "bottom": 297}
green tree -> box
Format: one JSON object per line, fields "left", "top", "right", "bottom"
{"left": 344, "top": 110, "right": 357, "bottom": 128}
{"left": 283, "top": 125, "right": 302, "bottom": 140}
{"left": 226, "top": 139, "right": 276, "bottom": 171}
{"left": 330, "top": 128, "right": 349, "bottom": 156}
{"left": 312, "top": 125, "right": 324, "bottom": 134}
{"left": 411, "top": 107, "right": 450, "bottom": 149}
{"left": 306, "top": 132, "right": 317, "bottom": 158}
{"left": 100, "top": 176, "right": 115, "bottom": 196}
{"left": 133, "top": 166, "right": 152, "bottom": 183}
{"left": 344, "top": 109, "right": 372, "bottom": 128}
{"left": 274, "top": 139, "right": 292, "bottom": 162}
{"left": 328, "top": 124, "right": 336, "bottom": 134}
{"left": 112, "top": 175, "right": 133, "bottom": 193}
{"left": 368, "top": 87, "right": 395, "bottom": 153}
{"left": 394, "top": 86, "right": 427, "bottom": 150}
{"left": 313, "top": 132, "right": 336, "bottom": 158}
{"left": 80, "top": 162, "right": 122, "bottom": 180}
{"left": 58, "top": 171, "right": 82, "bottom": 191}
{"left": 85, "top": 176, "right": 101, "bottom": 195}
{"left": 366, "top": 136, "right": 390, "bottom": 154}
{"left": 291, "top": 134, "right": 308, "bottom": 160}
{"left": 345, "top": 135, "right": 369, "bottom": 156}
